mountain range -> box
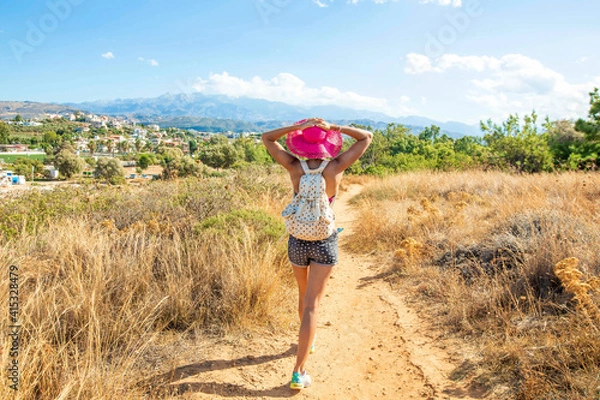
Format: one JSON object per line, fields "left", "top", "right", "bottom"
{"left": 68, "top": 93, "right": 480, "bottom": 137}
{"left": 1, "top": 94, "right": 481, "bottom": 137}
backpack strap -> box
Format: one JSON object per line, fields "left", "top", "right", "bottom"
{"left": 314, "top": 160, "right": 329, "bottom": 174}
{"left": 300, "top": 160, "right": 310, "bottom": 174}
{"left": 301, "top": 160, "right": 329, "bottom": 175}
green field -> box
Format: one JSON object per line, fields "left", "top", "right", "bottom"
{"left": 0, "top": 153, "right": 46, "bottom": 163}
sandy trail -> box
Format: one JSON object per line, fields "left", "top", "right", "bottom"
{"left": 159, "top": 185, "right": 484, "bottom": 400}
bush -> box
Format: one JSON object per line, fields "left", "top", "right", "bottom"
{"left": 199, "top": 142, "right": 243, "bottom": 168}
{"left": 11, "top": 157, "right": 45, "bottom": 177}
{"left": 95, "top": 157, "right": 125, "bottom": 184}
{"left": 197, "top": 208, "right": 285, "bottom": 244}
{"left": 0, "top": 121, "right": 10, "bottom": 144}
{"left": 137, "top": 153, "right": 152, "bottom": 170}
{"left": 54, "top": 150, "right": 84, "bottom": 179}
{"left": 482, "top": 112, "right": 554, "bottom": 173}
{"left": 162, "top": 156, "right": 202, "bottom": 179}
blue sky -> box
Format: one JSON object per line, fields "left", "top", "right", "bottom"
{"left": 0, "top": 0, "right": 599, "bottom": 124}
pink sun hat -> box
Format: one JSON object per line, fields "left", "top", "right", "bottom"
{"left": 286, "top": 119, "right": 343, "bottom": 159}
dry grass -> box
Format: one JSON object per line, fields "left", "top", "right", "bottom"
{"left": 0, "top": 166, "right": 295, "bottom": 399}
{"left": 348, "top": 171, "right": 600, "bottom": 400}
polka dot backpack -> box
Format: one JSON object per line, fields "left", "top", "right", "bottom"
{"left": 282, "top": 160, "right": 336, "bottom": 241}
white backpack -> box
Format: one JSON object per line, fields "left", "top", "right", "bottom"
{"left": 282, "top": 160, "right": 336, "bottom": 241}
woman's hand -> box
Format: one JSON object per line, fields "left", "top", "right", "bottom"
{"left": 298, "top": 118, "right": 337, "bottom": 131}
{"left": 297, "top": 118, "right": 323, "bottom": 130}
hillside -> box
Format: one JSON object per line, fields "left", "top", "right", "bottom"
{"left": 0, "top": 101, "right": 82, "bottom": 120}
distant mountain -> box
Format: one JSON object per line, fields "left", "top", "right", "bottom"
{"left": 0, "top": 97, "right": 480, "bottom": 137}
{"left": 69, "top": 93, "right": 396, "bottom": 122}
{"left": 68, "top": 93, "right": 480, "bottom": 137}
{"left": 0, "top": 101, "right": 81, "bottom": 120}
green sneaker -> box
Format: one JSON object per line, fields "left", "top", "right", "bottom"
{"left": 290, "top": 371, "right": 311, "bottom": 390}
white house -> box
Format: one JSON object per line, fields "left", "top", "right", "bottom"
{"left": 133, "top": 128, "right": 147, "bottom": 138}
{"left": 109, "top": 119, "right": 122, "bottom": 129}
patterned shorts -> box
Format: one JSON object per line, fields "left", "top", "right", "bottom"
{"left": 288, "top": 231, "right": 338, "bottom": 267}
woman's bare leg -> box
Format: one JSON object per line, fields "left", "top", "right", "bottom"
{"left": 292, "top": 265, "right": 308, "bottom": 321}
{"left": 293, "top": 263, "right": 334, "bottom": 373}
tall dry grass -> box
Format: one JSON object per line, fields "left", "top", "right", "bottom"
{"left": 348, "top": 171, "right": 600, "bottom": 400}
{"left": 0, "top": 166, "right": 295, "bottom": 399}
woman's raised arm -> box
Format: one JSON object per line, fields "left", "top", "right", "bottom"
{"left": 262, "top": 119, "right": 317, "bottom": 171}
{"left": 318, "top": 122, "right": 373, "bottom": 173}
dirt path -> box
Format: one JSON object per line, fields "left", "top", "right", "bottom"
{"left": 160, "top": 185, "right": 485, "bottom": 400}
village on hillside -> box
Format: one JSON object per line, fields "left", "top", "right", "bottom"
{"left": 0, "top": 111, "right": 264, "bottom": 192}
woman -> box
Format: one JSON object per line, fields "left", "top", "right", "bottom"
{"left": 262, "top": 118, "right": 373, "bottom": 389}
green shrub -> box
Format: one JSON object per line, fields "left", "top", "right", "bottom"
{"left": 95, "top": 157, "right": 125, "bottom": 184}
{"left": 54, "top": 150, "right": 85, "bottom": 178}
{"left": 197, "top": 208, "right": 285, "bottom": 244}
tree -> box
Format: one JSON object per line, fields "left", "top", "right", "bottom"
{"left": 137, "top": 153, "right": 151, "bottom": 170}
{"left": 0, "top": 121, "right": 10, "bottom": 144}
{"left": 134, "top": 138, "right": 144, "bottom": 153}
{"left": 14, "top": 115, "right": 23, "bottom": 123}
{"left": 189, "top": 139, "right": 198, "bottom": 155}
{"left": 162, "top": 156, "right": 202, "bottom": 179}
{"left": 233, "top": 137, "right": 271, "bottom": 164}
{"left": 53, "top": 141, "right": 75, "bottom": 156}
{"left": 12, "top": 157, "right": 44, "bottom": 177}
{"left": 199, "top": 142, "right": 243, "bottom": 168}
{"left": 106, "top": 140, "right": 115, "bottom": 157}
{"left": 156, "top": 146, "right": 184, "bottom": 164}
{"left": 54, "top": 150, "right": 85, "bottom": 179}
{"left": 117, "top": 140, "right": 130, "bottom": 154}
{"left": 546, "top": 120, "right": 584, "bottom": 169}
{"left": 88, "top": 140, "right": 97, "bottom": 156}
{"left": 418, "top": 125, "right": 441, "bottom": 144}
{"left": 43, "top": 131, "right": 59, "bottom": 146}
{"left": 572, "top": 88, "right": 600, "bottom": 168}
{"left": 95, "top": 157, "right": 125, "bottom": 184}
{"left": 481, "top": 111, "right": 553, "bottom": 173}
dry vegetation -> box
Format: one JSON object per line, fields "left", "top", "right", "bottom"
{"left": 0, "top": 166, "right": 295, "bottom": 399}
{"left": 347, "top": 171, "right": 600, "bottom": 400}
{"left": 3, "top": 167, "right": 600, "bottom": 399}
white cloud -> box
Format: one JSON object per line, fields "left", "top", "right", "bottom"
{"left": 138, "top": 57, "right": 159, "bottom": 67}
{"left": 405, "top": 53, "right": 434, "bottom": 74}
{"left": 405, "top": 53, "right": 500, "bottom": 74}
{"left": 577, "top": 56, "right": 589, "bottom": 64}
{"left": 191, "top": 71, "right": 414, "bottom": 117}
{"left": 405, "top": 52, "right": 600, "bottom": 120}
{"left": 313, "top": 0, "right": 330, "bottom": 7}
{"left": 101, "top": 52, "right": 115, "bottom": 59}
{"left": 419, "top": 0, "right": 462, "bottom": 6}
